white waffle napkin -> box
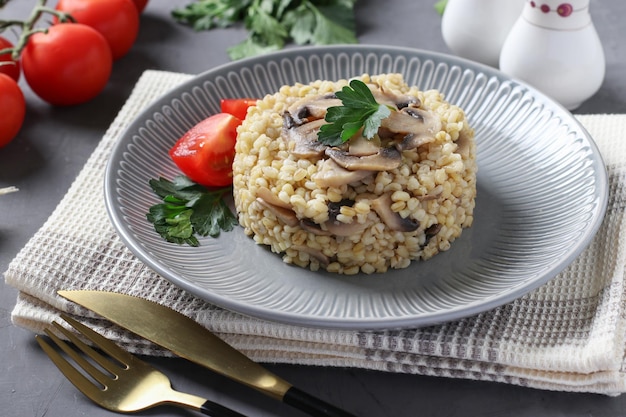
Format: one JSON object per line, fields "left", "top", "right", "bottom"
{"left": 5, "top": 69, "right": 626, "bottom": 396}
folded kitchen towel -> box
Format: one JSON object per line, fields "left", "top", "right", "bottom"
{"left": 5, "top": 69, "right": 626, "bottom": 396}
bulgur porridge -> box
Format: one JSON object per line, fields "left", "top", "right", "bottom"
{"left": 232, "top": 73, "right": 476, "bottom": 275}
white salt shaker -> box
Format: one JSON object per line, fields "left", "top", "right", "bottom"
{"left": 499, "top": 0, "right": 605, "bottom": 110}
{"left": 441, "top": 0, "right": 525, "bottom": 67}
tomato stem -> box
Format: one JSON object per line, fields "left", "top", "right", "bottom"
{"left": 0, "top": 0, "right": 77, "bottom": 60}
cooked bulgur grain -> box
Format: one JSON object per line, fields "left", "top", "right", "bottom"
{"left": 232, "top": 74, "right": 476, "bottom": 275}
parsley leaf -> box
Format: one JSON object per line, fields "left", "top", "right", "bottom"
{"left": 171, "top": 0, "right": 252, "bottom": 30}
{"left": 317, "top": 79, "right": 393, "bottom": 146}
{"left": 172, "top": 0, "right": 358, "bottom": 60}
{"left": 310, "top": 3, "right": 357, "bottom": 45}
{"left": 147, "top": 176, "right": 238, "bottom": 246}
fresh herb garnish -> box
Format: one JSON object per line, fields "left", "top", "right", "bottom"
{"left": 171, "top": 0, "right": 358, "bottom": 60}
{"left": 147, "top": 176, "right": 238, "bottom": 246}
{"left": 317, "top": 79, "right": 393, "bottom": 146}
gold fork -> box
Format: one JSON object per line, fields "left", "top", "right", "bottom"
{"left": 36, "top": 314, "right": 247, "bottom": 416}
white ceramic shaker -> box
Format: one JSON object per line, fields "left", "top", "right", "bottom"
{"left": 441, "top": 0, "right": 525, "bottom": 67}
{"left": 499, "top": 0, "right": 605, "bottom": 110}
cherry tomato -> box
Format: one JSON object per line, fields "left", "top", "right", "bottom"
{"left": 56, "top": 0, "right": 139, "bottom": 60}
{"left": 0, "top": 36, "right": 20, "bottom": 81}
{"left": 220, "top": 98, "right": 257, "bottom": 120}
{"left": 22, "top": 23, "right": 112, "bottom": 106}
{"left": 132, "top": 0, "right": 149, "bottom": 12}
{"left": 0, "top": 73, "right": 25, "bottom": 147}
{"left": 169, "top": 113, "right": 241, "bottom": 187}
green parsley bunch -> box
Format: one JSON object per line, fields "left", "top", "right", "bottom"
{"left": 172, "top": 0, "right": 358, "bottom": 60}
{"left": 147, "top": 176, "right": 238, "bottom": 246}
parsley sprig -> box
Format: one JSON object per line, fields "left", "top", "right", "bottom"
{"left": 317, "top": 79, "right": 393, "bottom": 146}
{"left": 147, "top": 176, "right": 238, "bottom": 246}
{"left": 171, "top": 0, "right": 358, "bottom": 60}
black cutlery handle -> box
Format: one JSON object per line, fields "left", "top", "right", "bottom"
{"left": 200, "top": 399, "right": 248, "bottom": 417}
{"left": 283, "top": 386, "right": 357, "bottom": 417}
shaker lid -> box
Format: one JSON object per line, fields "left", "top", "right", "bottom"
{"left": 522, "top": 0, "right": 591, "bottom": 30}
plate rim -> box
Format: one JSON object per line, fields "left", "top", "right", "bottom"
{"left": 104, "top": 44, "right": 609, "bottom": 329}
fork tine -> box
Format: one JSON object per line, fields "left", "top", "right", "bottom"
{"left": 59, "top": 314, "right": 134, "bottom": 369}
{"left": 39, "top": 317, "right": 250, "bottom": 417}
{"left": 60, "top": 314, "right": 134, "bottom": 364}
{"left": 35, "top": 335, "right": 104, "bottom": 401}
{"left": 43, "top": 323, "right": 114, "bottom": 389}
{"left": 50, "top": 319, "right": 121, "bottom": 377}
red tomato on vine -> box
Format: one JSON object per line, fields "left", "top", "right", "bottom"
{"left": 22, "top": 23, "right": 113, "bottom": 106}
{"left": 0, "top": 73, "right": 25, "bottom": 147}
{"left": 132, "top": 0, "right": 149, "bottom": 12}
{"left": 0, "top": 36, "right": 20, "bottom": 81}
{"left": 55, "top": 0, "right": 140, "bottom": 60}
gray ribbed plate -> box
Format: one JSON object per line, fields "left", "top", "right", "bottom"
{"left": 104, "top": 45, "right": 608, "bottom": 329}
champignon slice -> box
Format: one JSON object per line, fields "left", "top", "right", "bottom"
{"left": 325, "top": 147, "right": 402, "bottom": 171}
{"left": 324, "top": 199, "right": 371, "bottom": 236}
{"left": 324, "top": 220, "right": 371, "bottom": 236}
{"left": 287, "top": 95, "right": 341, "bottom": 124}
{"left": 370, "top": 193, "right": 419, "bottom": 232}
{"left": 455, "top": 130, "right": 471, "bottom": 159}
{"left": 381, "top": 107, "right": 441, "bottom": 135}
{"left": 366, "top": 84, "right": 420, "bottom": 109}
{"left": 417, "top": 192, "right": 441, "bottom": 202}
{"left": 396, "top": 133, "right": 436, "bottom": 151}
{"left": 256, "top": 187, "right": 292, "bottom": 209}
{"left": 348, "top": 134, "right": 381, "bottom": 156}
{"left": 423, "top": 223, "right": 442, "bottom": 246}
{"left": 256, "top": 198, "right": 299, "bottom": 227}
{"left": 313, "top": 159, "right": 375, "bottom": 187}
{"left": 290, "top": 245, "right": 330, "bottom": 268}
{"left": 300, "top": 219, "right": 333, "bottom": 236}
{"left": 381, "top": 107, "right": 442, "bottom": 151}
{"left": 282, "top": 116, "right": 328, "bottom": 159}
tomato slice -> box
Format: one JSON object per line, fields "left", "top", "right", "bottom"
{"left": 220, "top": 98, "right": 257, "bottom": 120}
{"left": 169, "top": 113, "right": 241, "bottom": 187}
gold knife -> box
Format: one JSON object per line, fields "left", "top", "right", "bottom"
{"left": 58, "top": 290, "right": 357, "bottom": 417}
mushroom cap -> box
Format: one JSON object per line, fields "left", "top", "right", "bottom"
{"left": 313, "top": 159, "right": 376, "bottom": 187}
{"left": 282, "top": 115, "right": 328, "bottom": 159}
{"left": 325, "top": 146, "right": 402, "bottom": 171}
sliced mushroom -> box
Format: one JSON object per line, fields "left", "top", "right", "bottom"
{"left": 325, "top": 147, "right": 402, "bottom": 171}
{"left": 380, "top": 107, "right": 442, "bottom": 151}
{"left": 313, "top": 159, "right": 375, "bottom": 187}
{"left": 324, "top": 199, "right": 371, "bottom": 236}
{"left": 290, "top": 244, "right": 330, "bottom": 268}
{"left": 396, "top": 133, "right": 436, "bottom": 151}
{"left": 328, "top": 199, "right": 354, "bottom": 218}
{"left": 287, "top": 94, "right": 341, "bottom": 124}
{"left": 366, "top": 83, "right": 420, "bottom": 109}
{"left": 417, "top": 192, "right": 441, "bottom": 202}
{"left": 381, "top": 107, "right": 440, "bottom": 135}
{"left": 455, "top": 130, "right": 471, "bottom": 159}
{"left": 423, "top": 223, "right": 442, "bottom": 246}
{"left": 299, "top": 219, "right": 333, "bottom": 236}
{"left": 370, "top": 193, "right": 419, "bottom": 232}
{"left": 256, "top": 198, "right": 299, "bottom": 227}
{"left": 256, "top": 187, "right": 292, "bottom": 209}
{"left": 324, "top": 220, "right": 371, "bottom": 236}
{"left": 282, "top": 115, "right": 328, "bottom": 159}
{"left": 348, "top": 134, "right": 381, "bottom": 156}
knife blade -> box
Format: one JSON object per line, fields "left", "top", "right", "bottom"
{"left": 58, "top": 290, "right": 356, "bottom": 417}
